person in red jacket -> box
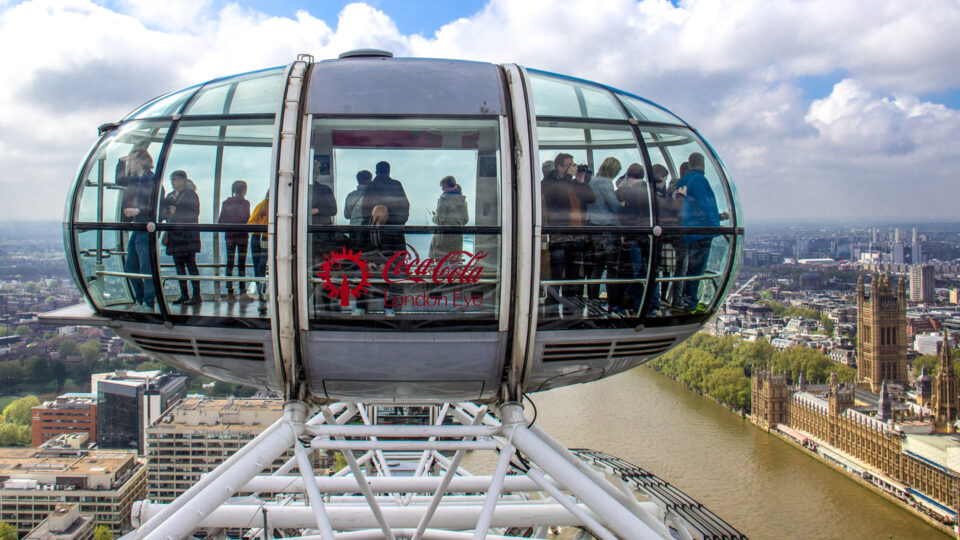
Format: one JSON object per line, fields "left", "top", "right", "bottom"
{"left": 217, "top": 180, "right": 250, "bottom": 298}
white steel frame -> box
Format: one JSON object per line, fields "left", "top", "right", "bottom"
{"left": 121, "top": 401, "right": 698, "bottom": 540}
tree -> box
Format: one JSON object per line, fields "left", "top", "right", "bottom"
{"left": 914, "top": 355, "right": 939, "bottom": 378}
{"left": 121, "top": 342, "right": 139, "bottom": 354}
{"left": 14, "top": 325, "right": 32, "bottom": 337}
{"left": 135, "top": 360, "right": 164, "bottom": 372}
{"left": 58, "top": 339, "right": 79, "bottom": 357}
{"left": 51, "top": 360, "right": 68, "bottom": 392}
{"left": 0, "top": 521, "right": 15, "bottom": 540}
{"left": 821, "top": 315, "right": 835, "bottom": 336}
{"left": 2, "top": 396, "right": 39, "bottom": 426}
{"left": 25, "top": 356, "right": 49, "bottom": 385}
{"left": 79, "top": 339, "right": 101, "bottom": 362}
{"left": 0, "top": 423, "right": 29, "bottom": 446}
{"left": 94, "top": 525, "right": 114, "bottom": 540}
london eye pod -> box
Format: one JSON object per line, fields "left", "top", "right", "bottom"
{"left": 47, "top": 51, "right": 744, "bottom": 404}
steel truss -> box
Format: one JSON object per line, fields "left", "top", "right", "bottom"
{"left": 122, "top": 401, "right": 737, "bottom": 540}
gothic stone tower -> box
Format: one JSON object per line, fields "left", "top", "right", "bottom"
{"left": 856, "top": 273, "right": 907, "bottom": 392}
{"left": 751, "top": 368, "right": 788, "bottom": 429}
{"left": 933, "top": 329, "right": 958, "bottom": 433}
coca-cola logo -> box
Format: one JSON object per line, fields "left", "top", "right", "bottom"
{"left": 317, "top": 246, "right": 489, "bottom": 305}
{"left": 383, "top": 247, "right": 488, "bottom": 284}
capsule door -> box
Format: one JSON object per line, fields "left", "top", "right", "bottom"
{"left": 294, "top": 60, "right": 511, "bottom": 402}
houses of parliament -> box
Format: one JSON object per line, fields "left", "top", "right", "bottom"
{"left": 752, "top": 274, "right": 960, "bottom": 517}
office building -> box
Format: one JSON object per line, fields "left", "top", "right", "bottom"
{"left": 145, "top": 397, "right": 326, "bottom": 503}
{"left": 30, "top": 393, "right": 96, "bottom": 448}
{"left": 0, "top": 438, "right": 145, "bottom": 537}
{"left": 95, "top": 371, "right": 187, "bottom": 453}
{"left": 24, "top": 503, "right": 95, "bottom": 540}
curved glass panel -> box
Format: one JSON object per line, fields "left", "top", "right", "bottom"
{"left": 74, "top": 229, "right": 159, "bottom": 314}
{"left": 154, "top": 117, "right": 275, "bottom": 316}
{"left": 159, "top": 119, "right": 274, "bottom": 224}
{"left": 157, "top": 230, "right": 267, "bottom": 317}
{"left": 126, "top": 86, "right": 197, "bottom": 119}
{"left": 616, "top": 93, "right": 684, "bottom": 125}
{"left": 184, "top": 68, "right": 284, "bottom": 116}
{"left": 535, "top": 118, "right": 653, "bottom": 328}
{"left": 639, "top": 126, "right": 732, "bottom": 227}
{"left": 76, "top": 121, "right": 169, "bottom": 224}
{"left": 648, "top": 233, "right": 735, "bottom": 320}
{"left": 306, "top": 117, "right": 502, "bottom": 325}
{"left": 528, "top": 71, "right": 626, "bottom": 120}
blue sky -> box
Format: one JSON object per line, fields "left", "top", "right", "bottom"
{"left": 1, "top": 0, "right": 960, "bottom": 221}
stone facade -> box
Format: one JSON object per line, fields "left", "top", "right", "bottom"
{"left": 856, "top": 274, "right": 907, "bottom": 392}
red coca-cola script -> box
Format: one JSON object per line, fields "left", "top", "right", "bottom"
{"left": 383, "top": 250, "right": 488, "bottom": 284}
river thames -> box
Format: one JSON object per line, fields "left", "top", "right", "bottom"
{"left": 531, "top": 366, "right": 949, "bottom": 539}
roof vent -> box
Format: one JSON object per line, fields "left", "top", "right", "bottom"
{"left": 338, "top": 49, "right": 394, "bottom": 59}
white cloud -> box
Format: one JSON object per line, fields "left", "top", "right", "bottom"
{"left": 116, "top": 0, "right": 213, "bottom": 31}
{"left": 0, "top": 0, "right": 959, "bottom": 221}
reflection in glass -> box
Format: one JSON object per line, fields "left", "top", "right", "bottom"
{"left": 616, "top": 92, "right": 684, "bottom": 125}
{"left": 528, "top": 71, "right": 626, "bottom": 119}
{"left": 127, "top": 87, "right": 197, "bottom": 120}
{"left": 76, "top": 122, "right": 169, "bottom": 223}
{"left": 183, "top": 68, "right": 284, "bottom": 116}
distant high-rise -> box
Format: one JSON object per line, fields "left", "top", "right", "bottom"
{"left": 891, "top": 243, "right": 906, "bottom": 264}
{"left": 856, "top": 274, "right": 908, "bottom": 392}
{"left": 911, "top": 227, "right": 923, "bottom": 264}
{"left": 909, "top": 264, "right": 935, "bottom": 303}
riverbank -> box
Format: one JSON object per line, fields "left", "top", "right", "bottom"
{"left": 751, "top": 417, "right": 956, "bottom": 538}
{"left": 644, "top": 365, "right": 954, "bottom": 538}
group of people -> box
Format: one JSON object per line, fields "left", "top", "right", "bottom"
{"left": 116, "top": 148, "right": 469, "bottom": 318}
{"left": 318, "top": 160, "right": 469, "bottom": 316}
{"left": 117, "top": 148, "right": 269, "bottom": 313}
{"left": 541, "top": 151, "right": 720, "bottom": 319}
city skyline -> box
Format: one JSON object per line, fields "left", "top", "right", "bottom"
{"left": 1, "top": 0, "right": 959, "bottom": 223}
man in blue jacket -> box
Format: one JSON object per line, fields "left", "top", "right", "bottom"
{"left": 676, "top": 152, "right": 718, "bottom": 314}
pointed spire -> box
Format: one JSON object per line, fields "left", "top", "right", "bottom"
{"left": 878, "top": 379, "right": 892, "bottom": 422}
{"left": 941, "top": 327, "right": 952, "bottom": 371}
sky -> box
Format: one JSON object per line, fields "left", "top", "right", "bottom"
{"left": 1, "top": 0, "right": 959, "bottom": 223}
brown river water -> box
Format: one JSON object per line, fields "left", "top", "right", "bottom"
{"left": 528, "top": 366, "right": 949, "bottom": 539}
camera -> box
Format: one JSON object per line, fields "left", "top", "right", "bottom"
{"left": 576, "top": 164, "right": 591, "bottom": 174}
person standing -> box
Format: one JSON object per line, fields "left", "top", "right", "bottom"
{"left": 161, "top": 170, "right": 202, "bottom": 306}
{"left": 357, "top": 161, "right": 409, "bottom": 317}
{"left": 218, "top": 180, "right": 250, "bottom": 298}
{"left": 585, "top": 157, "right": 622, "bottom": 310}
{"left": 117, "top": 148, "right": 158, "bottom": 310}
{"left": 615, "top": 163, "right": 656, "bottom": 313}
{"left": 429, "top": 175, "right": 468, "bottom": 260}
{"left": 248, "top": 192, "right": 270, "bottom": 313}
{"left": 541, "top": 152, "right": 596, "bottom": 319}
{"left": 676, "top": 152, "right": 719, "bottom": 314}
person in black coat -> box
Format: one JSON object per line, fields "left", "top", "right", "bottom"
{"left": 162, "top": 170, "right": 202, "bottom": 306}
{"left": 355, "top": 161, "right": 409, "bottom": 316}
